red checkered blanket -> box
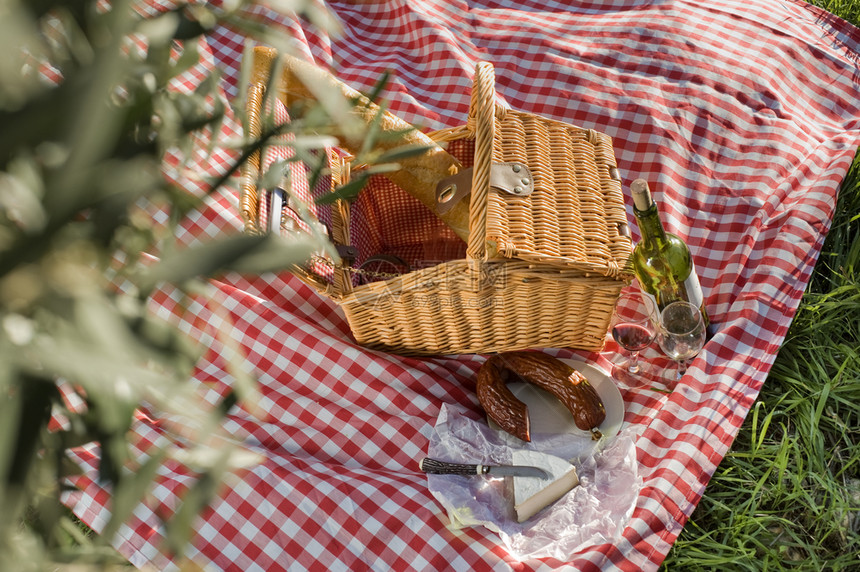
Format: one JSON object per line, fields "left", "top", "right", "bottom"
{"left": 63, "top": 1, "right": 860, "bottom": 570}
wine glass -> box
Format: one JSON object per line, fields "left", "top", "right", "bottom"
{"left": 657, "top": 301, "right": 707, "bottom": 382}
{"left": 609, "top": 291, "right": 658, "bottom": 385}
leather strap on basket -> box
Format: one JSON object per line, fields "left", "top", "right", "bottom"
{"left": 435, "top": 162, "right": 534, "bottom": 215}
{"left": 239, "top": 49, "right": 339, "bottom": 296}
{"left": 466, "top": 61, "right": 495, "bottom": 262}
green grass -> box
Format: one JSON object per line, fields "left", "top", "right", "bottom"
{"left": 662, "top": 2, "right": 860, "bottom": 568}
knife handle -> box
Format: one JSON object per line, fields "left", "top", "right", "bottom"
{"left": 419, "top": 458, "right": 487, "bottom": 476}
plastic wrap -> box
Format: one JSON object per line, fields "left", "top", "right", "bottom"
{"left": 425, "top": 404, "right": 641, "bottom": 560}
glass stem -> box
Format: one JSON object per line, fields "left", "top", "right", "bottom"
{"left": 676, "top": 359, "right": 688, "bottom": 379}
{"left": 628, "top": 351, "right": 641, "bottom": 374}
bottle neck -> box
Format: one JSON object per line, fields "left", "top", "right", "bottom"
{"left": 633, "top": 203, "right": 668, "bottom": 243}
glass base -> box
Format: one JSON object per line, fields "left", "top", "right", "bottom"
{"left": 610, "top": 357, "right": 655, "bottom": 389}
{"left": 663, "top": 359, "right": 691, "bottom": 388}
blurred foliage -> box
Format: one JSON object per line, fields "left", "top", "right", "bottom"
{"left": 0, "top": 0, "right": 416, "bottom": 568}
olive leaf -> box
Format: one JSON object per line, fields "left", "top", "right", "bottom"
{"left": 0, "top": 0, "right": 428, "bottom": 567}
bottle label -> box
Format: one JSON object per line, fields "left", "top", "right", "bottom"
{"left": 682, "top": 262, "right": 705, "bottom": 312}
{"left": 684, "top": 265, "right": 710, "bottom": 327}
{"left": 641, "top": 262, "right": 709, "bottom": 327}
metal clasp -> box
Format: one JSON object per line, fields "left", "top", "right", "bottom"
{"left": 435, "top": 162, "right": 535, "bottom": 215}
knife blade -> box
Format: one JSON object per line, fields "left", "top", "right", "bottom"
{"left": 419, "top": 457, "right": 550, "bottom": 480}
{"left": 267, "top": 183, "right": 287, "bottom": 234}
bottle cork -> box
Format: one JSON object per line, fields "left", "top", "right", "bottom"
{"left": 630, "top": 179, "right": 654, "bottom": 211}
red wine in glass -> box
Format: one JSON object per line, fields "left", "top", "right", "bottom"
{"left": 612, "top": 323, "right": 654, "bottom": 352}
{"left": 609, "top": 291, "right": 658, "bottom": 381}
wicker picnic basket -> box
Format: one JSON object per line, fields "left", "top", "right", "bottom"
{"left": 240, "top": 47, "right": 633, "bottom": 356}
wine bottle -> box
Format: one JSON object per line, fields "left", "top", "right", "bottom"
{"left": 629, "top": 179, "right": 710, "bottom": 327}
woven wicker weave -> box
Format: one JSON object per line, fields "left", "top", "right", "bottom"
{"left": 241, "top": 47, "right": 633, "bottom": 355}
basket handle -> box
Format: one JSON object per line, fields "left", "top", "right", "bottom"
{"left": 240, "top": 69, "right": 267, "bottom": 236}
{"left": 239, "top": 48, "right": 344, "bottom": 295}
{"left": 466, "top": 62, "right": 495, "bottom": 262}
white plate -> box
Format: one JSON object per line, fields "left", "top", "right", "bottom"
{"left": 489, "top": 358, "right": 624, "bottom": 448}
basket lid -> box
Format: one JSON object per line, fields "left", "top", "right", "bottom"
{"left": 433, "top": 62, "right": 633, "bottom": 278}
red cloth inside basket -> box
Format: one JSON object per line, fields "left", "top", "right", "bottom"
{"left": 348, "top": 139, "right": 475, "bottom": 284}
{"left": 260, "top": 97, "right": 473, "bottom": 286}
{"left": 348, "top": 175, "right": 466, "bottom": 284}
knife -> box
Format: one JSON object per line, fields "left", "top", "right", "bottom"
{"left": 419, "top": 457, "right": 550, "bottom": 480}
{"left": 267, "top": 180, "right": 287, "bottom": 234}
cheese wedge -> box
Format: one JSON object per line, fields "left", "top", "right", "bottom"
{"left": 512, "top": 450, "right": 580, "bottom": 523}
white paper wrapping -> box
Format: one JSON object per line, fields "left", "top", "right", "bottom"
{"left": 426, "top": 404, "right": 641, "bottom": 560}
